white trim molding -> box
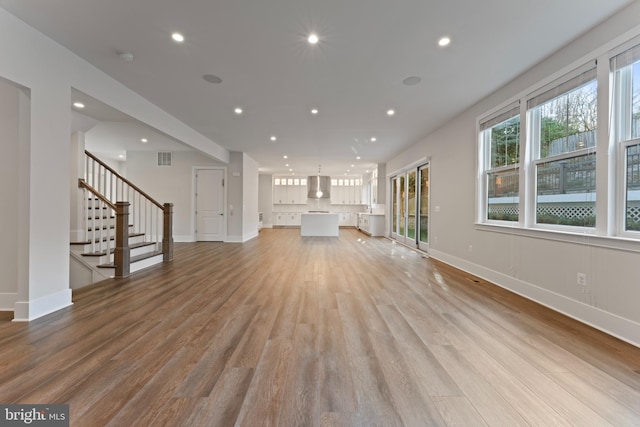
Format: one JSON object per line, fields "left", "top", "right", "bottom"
{"left": 13, "top": 289, "right": 73, "bottom": 322}
{"left": 429, "top": 248, "right": 640, "bottom": 348}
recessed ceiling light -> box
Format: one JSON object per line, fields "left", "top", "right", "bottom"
{"left": 172, "top": 32, "right": 185, "bottom": 43}
{"left": 289, "top": 168, "right": 293, "bottom": 172}
{"left": 310, "top": 108, "right": 319, "bottom": 115}
{"left": 285, "top": 163, "right": 289, "bottom": 167}
{"left": 351, "top": 164, "right": 355, "bottom": 167}
{"left": 118, "top": 154, "right": 124, "bottom": 159}
{"left": 370, "top": 137, "right": 377, "bottom": 142}
{"left": 234, "top": 107, "right": 243, "bottom": 114}
{"left": 73, "top": 102, "right": 85, "bottom": 109}
{"left": 270, "top": 136, "right": 277, "bottom": 141}
{"left": 387, "top": 109, "right": 395, "bottom": 116}
{"left": 307, "top": 33, "right": 319, "bottom": 44}
{"left": 347, "top": 170, "right": 351, "bottom": 173}
{"left": 356, "top": 156, "right": 361, "bottom": 160}
{"left": 403, "top": 76, "right": 422, "bottom": 86}
{"left": 438, "top": 36, "right": 451, "bottom": 47}
{"left": 141, "top": 138, "right": 148, "bottom": 143}
{"left": 283, "top": 155, "right": 288, "bottom": 159}
{"left": 203, "top": 74, "right": 223, "bottom": 84}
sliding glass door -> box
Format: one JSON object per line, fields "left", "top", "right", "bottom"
{"left": 391, "top": 163, "right": 430, "bottom": 251}
{"left": 418, "top": 164, "right": 429, "bottom": 251}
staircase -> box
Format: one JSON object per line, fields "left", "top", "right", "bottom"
{"left": 70, "top": 151, "right": 173, "bottom": 286}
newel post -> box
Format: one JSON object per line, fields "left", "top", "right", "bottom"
{"left": 163, "top": 203, "right": 174, "bottom": 262}
{"left": 114, "top": 202, "right": 131, "bottom": 278}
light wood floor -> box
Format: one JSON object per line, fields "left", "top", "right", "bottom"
{"left": 1, "top": 228, "right": 639, "bottom": 426}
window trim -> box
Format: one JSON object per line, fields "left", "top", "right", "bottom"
{"left": 528, "top": 65, "right": 598, "bottom": 230}
{"left": 476, "top": 32, "right": 640, "bottom": 250}
{"left": 478, "top": 102, "right": 521, "bottom": 224}
{"left": 618, "top": 138, "right": 640, "bottom": 238}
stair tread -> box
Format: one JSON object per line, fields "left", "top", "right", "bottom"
{"left": 79, "top": 241, "right": 156, "bottom": 256}
{"left": 97, "top": 250, "right": 164, "bottom": 268}
{"left": 70, "top": 232, "right": 146, "bottom": 246}
{"left": 87, "top": 224, "right": 134, "bottom": 231}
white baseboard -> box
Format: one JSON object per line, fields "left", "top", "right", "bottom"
{"left": 242, "top": 231, "right": 259, "bottom": 242}
{"left": 13, "top": 289, "right": 73, "bottom": 322}
{"left": 174, "top": 235, "right": 195, "bottom": 243}
{"left": 225, "top": 235, "right": 243, "bottom": 243}
{"left": 0, "top": 293, "right": 18, "bottom": 311}
{"left": 429, "top": 249, "right": 640, "bottom": 349}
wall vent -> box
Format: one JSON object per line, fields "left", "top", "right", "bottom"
{"left": 157, "top": 151, "right": 172, "bottom": 167}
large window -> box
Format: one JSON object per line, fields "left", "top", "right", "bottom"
{"left": 528, "top": 67, "right": 597, "bottom": 227}
{"left": 480, "top": 105, "right": 520, "bottom": 222}
{"left": 478, "top": 38, "right": 640, "bottom": 242}
{"left": 612, "top": 43, "right": 640, "bottom": 234}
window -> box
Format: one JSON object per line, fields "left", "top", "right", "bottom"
{"left": 527, "top": 67, "right": 597, "bottom": 227}
{"left": 480, "top": 105, "right": 521, "bottom": 222}
{"left": 612, "top": 43, "right": 640, "bottom": 234}
{"left": 478, "top": 37, "right": 640, "bottom": 243}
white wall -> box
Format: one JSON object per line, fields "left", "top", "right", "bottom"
{"left": 0, "top": 81, "right": 20, "bottom": 309}
{"left": 227, "top": 152, "right": 243, "bottom": 242}
{"left": 225, "top": 152, "right": 259, "bottom": 242}
{"left": 242, "top": 153, "right": 259, "bottom": 240}
{"left": 387, "top": 2, "right": 640, "bottom": 346}
{"left": 0, "top": 7, "right": 229, "bottom": 320}
{"left": 125, "top": 151, "right": 225, "bottom": 241}
{"left": 259, "top": 174, "right": 274, "bottom": 227}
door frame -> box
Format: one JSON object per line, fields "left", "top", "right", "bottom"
{"left": 417, "top": 163, "right": 430, "bottom": 252}
{"left": 388, "top": 158, "right": 430, "bottom": 251}
{"left": 192, "top": 166, "right": 227, "bottom": 242}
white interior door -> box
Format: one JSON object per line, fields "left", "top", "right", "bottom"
{"left": 196, "top": 168, "right": 225, "bottom": 241}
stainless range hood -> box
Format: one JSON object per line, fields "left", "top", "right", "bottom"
{"left": 307, "top": 175, "right": 331, "bottom": 199}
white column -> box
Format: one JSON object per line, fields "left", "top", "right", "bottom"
{"left": 70, "top": 131, "right": 86, "bottom": 242}
{"left": 14, "top": 83, "right": 73, "bottom": 321}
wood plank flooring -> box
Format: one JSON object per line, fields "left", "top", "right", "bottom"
{"left": 1, "top": 228, "right": 640, "bottom": 426}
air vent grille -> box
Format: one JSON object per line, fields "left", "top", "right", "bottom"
{"left": 157, "top": 151, "right": 172, "bottom": 167}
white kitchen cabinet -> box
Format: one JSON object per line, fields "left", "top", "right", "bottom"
{"left": 274, "top": 176, "right": 307, "bottom": 204}
{"left": 338, "top": 212, "right": 356, "bottom": 227}
{"left": 273, "top": 212, "right": 301, "bottom": 227}
{"left": 286, "top": 212, "right": 301, "bottom": 226}
{"left": 274, "top": 212, "right": 287, "bottom": 226}
{"left": 357, "top": 213, "right": 385, "bottom": 236}
{"left": 331, "top": 176, "right": 364, "bottom": 205}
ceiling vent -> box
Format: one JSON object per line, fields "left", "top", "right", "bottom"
{"left": 157, "top": 151, "right": 172, "bottom": 167}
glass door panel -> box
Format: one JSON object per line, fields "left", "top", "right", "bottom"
{"left": 392, "top": 176, "right": 399, "bottom": 236}
{"left": 407, "top": 171, "right": 416, "bottom": 240}
{"left": 390, "top": 163, "right": 430, "bottom": 250}
{"left": 399, "top": 175, "right": 406, "bottom": 237}
{"left": 418, "top": 164, "right": 429, "bottom": 251}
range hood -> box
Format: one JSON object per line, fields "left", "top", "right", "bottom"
{"left": 307, "top": 175, "right": 331, "bottom": 199}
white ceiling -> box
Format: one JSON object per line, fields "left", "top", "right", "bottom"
{"left": 0, "top": 0, "right": 633, "bottom": 176}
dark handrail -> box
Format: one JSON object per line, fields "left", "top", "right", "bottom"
{"left": 78, "top": 179, "right": 116, "bottom": 210}
{"left": 85, "top": 150, "right": 164, "bottom": 210}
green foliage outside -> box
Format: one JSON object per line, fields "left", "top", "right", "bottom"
{"left": 626, "top": 216, "right": 640, "bottom": 231}
{"left": 539, "top": 117, "right": 569, "bottom": 158}
{"left": 490, "top": 118, "right": 520, "bottom": 168}
{"left": 536, "top": 213, "right": 595, "bottom": 227}
{"left": 488, "top": 212, "right": 519, "bottom": 222}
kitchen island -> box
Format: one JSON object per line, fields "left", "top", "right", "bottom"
{"left": 300, "top": 213, "right": 339, "bottom": 237}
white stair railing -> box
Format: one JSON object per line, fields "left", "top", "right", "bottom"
{"left": 81, "top": 151, "right": 173, "bottom": 277}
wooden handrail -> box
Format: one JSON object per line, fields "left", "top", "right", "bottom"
{"left": 85, "top": 150, "right": 164, "bottom": 210}
{"left": 78, "top": 179, "right": 116, "bottom": 210}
